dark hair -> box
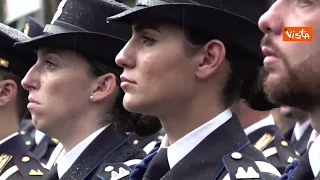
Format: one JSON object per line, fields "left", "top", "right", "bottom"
{"left": 0, "top": 69, "right": 29, "bottom": 121}
{"left": 182, "top": 26, "right": 260, "bottom": 107}
{"left": 81, "top": 52, "right": 162, "bottom": 136}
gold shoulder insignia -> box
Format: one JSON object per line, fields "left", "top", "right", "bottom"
{"left": 254, "top": 133, "right": 275, "bottom": 151}
{"left": 29, "top": 169, "right": 44, "bottom": 176}
{"left": 0, "top": 154, "right": 13, "bottom": 173}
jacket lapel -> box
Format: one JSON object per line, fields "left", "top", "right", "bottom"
{"left": 60, "top": 125, "right": 128, "bottom": 180}
{"left": 161, "top": 116, "right": 251, "bottom": 180}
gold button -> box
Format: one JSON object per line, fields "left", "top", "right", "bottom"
{"left": 22, "top": 156, "right": 30, "bottom": 162}
{"left": 281, "top": 141, "right": 288, "bottom": 147}
{"left": 158, "top": 135, "right": 164, "bottom": 140}
{"left": 51, "top": 138, "right": 59, "bottom": 144}
{"left": 25, "top": 141, "right": 31, "bottom": 145}
{"left": 19, "top": 131, "right": 26, "bottom": 135}
{"left": 133, "top": 140, "right": 139, "bottom": 145}
{"left": 287, "top": 157, "right": 294, "bottom": 163}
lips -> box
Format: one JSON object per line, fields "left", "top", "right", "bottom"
{"left": 28, "top": 96, "right": 40, "bottom": 104}
{"left": 120, "top": 76, "right": 136, "bottom": 84}
{"left": 261, "top": 46, "right": 277, "bottom": 57}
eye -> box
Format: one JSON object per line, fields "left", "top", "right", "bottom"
{"left": 44, "top": 59, "right": 57, "bottom": 69}
{"left": 142, "top": 36, "right": 156, "bottom": 46}
{"left": 296, "top": 0, "right": 313, "bottom": 6}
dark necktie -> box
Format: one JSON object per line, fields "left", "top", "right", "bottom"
{"left": 143, "top": 148, "right": 170, "bottom": 180}
{"left": 44, "top": 164, "right": 59, "bottom": 180}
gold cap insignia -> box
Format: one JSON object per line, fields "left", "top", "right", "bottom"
{"left": 24, "top": 23, "right": 30, "bottom": 35}
{"left": 0, "top": 59, "right": 9, "bottom": 68}
{"left": 29, "top": 169, "right": 44, "bottom": 176}
{"left": 0, "top": 154, "right": 13, "bottom": 173}
{"left": 254, "top": 133, "right": 275, "bottom": 151}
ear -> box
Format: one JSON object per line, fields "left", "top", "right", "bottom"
{"left": 0, "top": 79, "right": 17, "bottom": 106}
{"left": 90, "top": 73, "right": 117, "bottom": 102}
{"left": 195, "top": 39, "right": 226, "bottom": 79}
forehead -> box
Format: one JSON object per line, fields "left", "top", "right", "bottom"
{"left": 132, "top": 21, "right": 183, "bottom": 33}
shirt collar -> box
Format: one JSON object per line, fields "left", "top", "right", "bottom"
{"left": 308, "top": 130, "right": 320, "bottom": 177}
{"left": 293, "top": 120, "right": 311, "bottom": 141}
{"left": 244, "top": 114, "right": 274, "bottom": 135}
{"left": 35, "top": 130, "right": 46, "bottom": 145}
{"left": 56, "top": 125, "right": 109, "bottom": 178}
{"left": 0, "top": 132, "right": 19, "bottom": 145}
{"left": 159, "top": 109, "right": 232, "bottom": 169}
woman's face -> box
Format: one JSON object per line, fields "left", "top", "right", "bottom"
{"left": 21, "top": 47, "right": 96, "bottom": 135}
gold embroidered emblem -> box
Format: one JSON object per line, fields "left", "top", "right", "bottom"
{"left": 0, "top": 154, "right": 13, "bottom": 173}
{"left": 254, "top": 133, "right": 275, "bottom": 151}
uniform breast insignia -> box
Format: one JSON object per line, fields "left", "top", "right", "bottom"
{"left": 0, "top": 154, "right": 12, "bottom": 173}
{"left": 235, "top": 167, "right": 260, "bottom": 179}
{"left": 29, "top": 169, "right": 44, "bottom": 176}
{"left": 15, "top": 153, "right": 48, "bottom": 179}
{"left": 254, "top": 133, "right": 275, "bottom": 151}
{"left": 97, "top": 163, "right": 132, "bottom": 180}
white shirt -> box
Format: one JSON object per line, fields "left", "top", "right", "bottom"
{"left": 35, "top": 130, "right": 46, "bottom": 145}
{"left": 308, "top": 130, "right": 320, "bottom": 177}
{"left": 293, "top": 120, "right": 311, "bottom": 141}
{"left": 0, "top": 132, "right": 19, "bottom": 145}
{"left": 46, "top": 125, "right": 109, "bottom": 179}
{"left": 159, "top": 109, "right": 232, "bottom": 169}
{"left": 244, "top": 114, "right": 275, "bottom": 135}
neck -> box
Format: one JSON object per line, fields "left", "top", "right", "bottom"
{"left": 0, "top": 110, "right": 19, "bottom": 141}
{"left": 297, "top": 116, "right": 310, "bottom": 124}
{"left": 50, "top": 110, "right": 105, "bottom": 152}
{"left": 159, "top": 94, "right": 226, "bottom": 145}
{"left": 310, "top": 107, "right": 320, "bottom": 133}
{"left": 240, "top": 110, "right": 270, "bottom": 129}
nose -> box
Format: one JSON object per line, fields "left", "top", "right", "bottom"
{"left": 115, "top": 40, "right": 136, "bottom": 69}
{"left": 21, "top": 65, "right": 40, "bottom": 92}
{"left": 258, "top": 1, "right": 284, "bottom": 36}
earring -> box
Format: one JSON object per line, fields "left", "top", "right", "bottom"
{"left": 90, "top": 95, "right": 94, "bottom": 101}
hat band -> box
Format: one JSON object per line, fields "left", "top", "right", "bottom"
{"left": 43, "top": 21, "right": 88, "bottom": 34}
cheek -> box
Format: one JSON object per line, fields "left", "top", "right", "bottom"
{"left": 43, "top": 73, "right": 91, "bottom": 106}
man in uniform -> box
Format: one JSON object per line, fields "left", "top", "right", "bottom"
{"left": 259, "top": 0, "right": 320, "bottom": 178}
{"left": 231, "top": 98, "right": 299, "bottom": 173}
{"left": 107, "top": 0, "right": 281, "bottom": 179}
{"left": 0, "top": 23, "right": 48, "bottom": 179}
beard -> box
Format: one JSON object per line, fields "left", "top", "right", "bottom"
{"left": 263, "top": 50, "right": 320, "bottom": 112}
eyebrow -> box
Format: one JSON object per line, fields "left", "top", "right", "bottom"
{"left": 37, "top": 48, "right": 59, "bottom": 57}
{"left": 133, "top": 23, "right": 161, "bottom": 33}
